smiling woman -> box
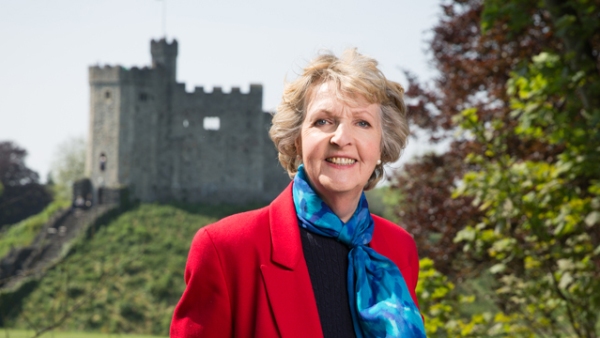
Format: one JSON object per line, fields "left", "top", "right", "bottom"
{"left": 170, "top": 49, "right": 425, "bottom": 338}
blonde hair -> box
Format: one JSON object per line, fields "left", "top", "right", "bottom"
{"left": 269, "top": 49, "right": 409, "bottom": 190}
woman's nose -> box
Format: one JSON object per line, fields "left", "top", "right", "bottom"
{"left": 330, "top": 123, "right": 352, "bottom": 146}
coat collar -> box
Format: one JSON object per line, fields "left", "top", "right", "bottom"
{"left": 268, "top": 183, "right": 303, "bottom": 270}
{"left": 267, "top": 183, "right": 391, "bottom": 268}
{"left": 262, "top": 182, "right": 324, "bottom": 338}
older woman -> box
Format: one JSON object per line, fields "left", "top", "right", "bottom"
{"left": 170, "top": 49, "right": 425, "bottom": 338}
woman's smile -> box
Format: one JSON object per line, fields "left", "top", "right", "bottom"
{"left": 326, "top": 157, "right": 357, "bottom": 165}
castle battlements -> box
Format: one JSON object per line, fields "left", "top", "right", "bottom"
{"left": 150, "top": 38, "right": 178, "bottom": 57}
{"left": 184, "top": 84, "right": 263, "bottom": 96}
{"left": 89, "top": 65, "right": 156, "bottom": 84}
{"left": 86, "top": 39, "right": 288, "bottom": 205}
{"left": 88, "top": 65, "right": 122, "bottom": 84}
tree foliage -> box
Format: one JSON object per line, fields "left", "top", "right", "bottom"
{"left": 49, "top": 136, "right": 86, "bottom": 201}
{"left": 0, "top": 142, "right": 52, "bottom": 229}
{"left": 396, "top": 0, "right": 600, "bottom": 335}
{"left": 417, "top": 258, "right": 535, "bottom": 337}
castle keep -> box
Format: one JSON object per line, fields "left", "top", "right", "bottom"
{"left": 86, "top": 39, "right": 289, "bottom": 204}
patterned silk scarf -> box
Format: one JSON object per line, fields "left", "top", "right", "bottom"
{"left": 293, "top": 165, "right": 426, "bottom": 338}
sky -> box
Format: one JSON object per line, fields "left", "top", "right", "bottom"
{"left": 0, "top": 0, "right": 441, "bottom": 182}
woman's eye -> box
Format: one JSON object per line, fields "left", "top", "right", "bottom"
{"left": 357, "top": 121, "right": 371, "bottom": 128}
{"left": 315, "top": 119, "right": 328, "bottom": 126}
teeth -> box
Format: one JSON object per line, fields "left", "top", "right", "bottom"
{"left": 327, "top": 157, "right": 356, "bottom": 165}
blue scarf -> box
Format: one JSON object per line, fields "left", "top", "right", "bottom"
{"left": 293, "top": 165, "right": 426, "bottom": 338}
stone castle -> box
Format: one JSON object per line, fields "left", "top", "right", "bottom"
{"left": 85, "top": 38, "right": 289, "bottom": 204}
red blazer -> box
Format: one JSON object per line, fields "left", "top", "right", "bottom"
{"left": 170, "top": 184, "right": 420, "bottom": 338}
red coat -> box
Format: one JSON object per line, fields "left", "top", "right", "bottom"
{"left": 170, "top": 184, "right": 420, "bottom": 338}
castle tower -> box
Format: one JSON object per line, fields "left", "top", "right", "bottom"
{"left": 86, "top": 45, "right": 167, "bottom": 203}
{"left": 151, "top": 38, "right": 178, "bottom": 82}
{"left": 86, "top": 65, "right": 125, "bottom": 203}
{"left": 86, "top": 39, "right": 290, "bottom": 205}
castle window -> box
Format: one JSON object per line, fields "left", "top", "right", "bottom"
{"left": 99, "top": 153, "right": 107, "bottom": 171}
{"left": 105, "top": 90, "right": 111, "bottom": 99}
{"left": 139, "top": 93, "right": 148, "bottom": 101}
{"left": 203, "top": 117, "right": 220, "bottom": 131}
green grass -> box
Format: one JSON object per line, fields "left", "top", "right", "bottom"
{"left": 0, "top": 199, "right": 70, "bottom": 258}
{"left": 0, "top": 329, "right": 164, "bottom": 338}
{"left": 4, "top": 203, "right": 258, "bottom": 336}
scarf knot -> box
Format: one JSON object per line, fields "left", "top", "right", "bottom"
{"left": 337, "top": 196, "right": 373, "bottom": 247}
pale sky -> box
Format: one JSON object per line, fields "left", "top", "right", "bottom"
{"left": 0, "top": 0, "right": 441, "bottom": 181}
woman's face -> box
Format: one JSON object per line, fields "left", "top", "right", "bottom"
{"left": 299, "top": 82, "right": 382, "bottom": 203}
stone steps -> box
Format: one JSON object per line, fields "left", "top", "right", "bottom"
{"left": 0, "top": 204, "right": 117, "bottom": 291}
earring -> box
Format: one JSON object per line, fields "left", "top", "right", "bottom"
{"left": 377, "top": 159, "right": 382, "bottom": 165}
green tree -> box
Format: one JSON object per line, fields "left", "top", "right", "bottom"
{"left": 50, "top": 136, "right": 86, "bottom": 201}
{"left": 451, "top": 0, "right": 600, "bottom": 336}
{"left": 0, "top": 141, "right": 52, "bottom": 228}
{"left": 417, "top": 258, "right": 535, "bottom": 337}
{"left": 392, "top": 0, "right": 599, "bottom": 335}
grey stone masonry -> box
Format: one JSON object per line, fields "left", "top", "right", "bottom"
{"left": 86, "top": 38, "right": 289, "bottom": 204}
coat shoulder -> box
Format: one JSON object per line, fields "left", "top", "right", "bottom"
{"left": 192, "top": 206, "right": 271, "bottom": 252}
{"left": 371, "top": 214, "right": 415, "bottom": 247}
{"left": 206, "top": 206, "right": 270, "bottom": 233}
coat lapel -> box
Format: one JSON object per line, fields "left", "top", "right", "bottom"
{"left": 260, "top": 184, "right": 323, "bottom": 338}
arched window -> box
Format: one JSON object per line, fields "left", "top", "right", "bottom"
{"left": 99, "top": 153, "right": 107, "bottom": 172}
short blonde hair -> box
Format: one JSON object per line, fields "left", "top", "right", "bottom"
{"left": 269, "top": 49, "right": 408, "bottom": 190}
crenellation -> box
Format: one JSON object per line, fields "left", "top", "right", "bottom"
{"left": 150, "top": 38, "right": 178, "bottom": 55}
{"left": 131, "top": 66, "right": 152, "bottom": 71}
{"left": 129, "top": 66, "right": 154, "bottom": 76}
{"left": 183, "top": 85, "right": 262, "bottom": 98}
{"left": 89, "top": 65, "right": 159, "bottom": 85}
{"left": 89, "top": 66, "right": 122, "bottom": 84}
{"left": 249, "top": 84, "right": 263, "bottom": 93}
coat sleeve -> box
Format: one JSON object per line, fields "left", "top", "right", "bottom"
{"left": 170, "top": 227, "right": 233, "bottom": 338}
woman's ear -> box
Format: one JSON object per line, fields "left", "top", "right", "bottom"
{"left": 295, "top": 137, "right": 302, "bottom": 160}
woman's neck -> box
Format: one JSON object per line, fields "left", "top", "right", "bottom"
{"left": 319, "top": 191, "right": 362, "bottom": 223}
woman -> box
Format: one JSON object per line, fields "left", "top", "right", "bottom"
{"left": 170, "top": 49, "right": 425, "bottom": 338}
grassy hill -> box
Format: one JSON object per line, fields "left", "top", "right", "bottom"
{"left": 3, "top": 203, "right": 257, "bottom": 336}
{"left": 0, "top": 199, "right": 70, "bottom": 258}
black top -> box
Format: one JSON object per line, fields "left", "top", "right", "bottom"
{"left": 300, "top": 227, "right": 357, "bottom": 338}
